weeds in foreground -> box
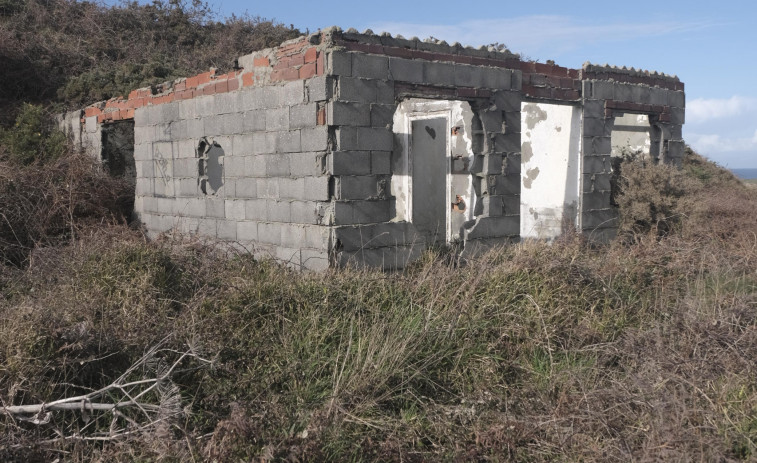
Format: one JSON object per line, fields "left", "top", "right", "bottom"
{"left": 1, "top": 148, "right": 756, "bottom": 461}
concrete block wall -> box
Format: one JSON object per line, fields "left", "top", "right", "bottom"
{"left": 323, "top": 32, "right": 523, "bottom": 268}
{"left": 67, "top": 27, "right": 685, "bottom": 269}
{"left": 579, "top": 64, "right": 685, "bottom": 241}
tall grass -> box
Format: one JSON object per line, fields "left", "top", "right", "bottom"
{"left": 1, "top": 147, "right": 756, "bottom": 461}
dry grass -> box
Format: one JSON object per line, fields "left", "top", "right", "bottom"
{"left": 1, "top": 148, "right": 756, "bottom": 461}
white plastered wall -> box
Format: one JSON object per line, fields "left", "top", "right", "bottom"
{"left": 520, "top": 102, "right": 582, "bottom": 239}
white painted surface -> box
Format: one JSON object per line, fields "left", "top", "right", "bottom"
{"left": 611, "top": 113, "right": 651, "bottom": 157}
{"left": 520, "top": 102, "right": 582, "bottom": 239}
{"left": 392, "top": 99, "right": 475, "bottom": 242}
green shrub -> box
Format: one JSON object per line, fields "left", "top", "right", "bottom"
{"left": 0, "top": 103, "right": 66, "bottom": 165}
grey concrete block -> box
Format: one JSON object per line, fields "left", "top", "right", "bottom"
{"left": 480, "top": 110, "right": 504, "bottom": 134}
{"left": 282, "top": 80, "right": 305, "bottom": 106}
{"left": 221, "top": 113, "right": 244, "bottom": 135}
{"left": 217, "top": 220, "right": 237, "bottom": 240}
{"left": 215, "top": 92, "right": 238, "bottom": 114}
{"left": 357, "top": 127, "right": 393, "bottom": 151}
{"left": 493, "top": 133, "right": 520, "bottom": 153}
{"left": 454, "top": 64, "right": 483, "bottom": 88}
{"left": 464, "top": 216, "right": 519, "bottom": 239}
{"left": 328, "top": 101, "right": 371, "bottom": 126}
{"left": 225, "top": 199, "right": 246, "bottom": 220}
{"left": 670, "top": 107, "right": 685, "bottom": 125}
{"left": 304, "top": 225, "right": 330, "bottom": 249}
{"left": 252, "top": 132, "right": 277, "bottom": 154}
{"left": 337, "top": 77, "right": 378, "bottom": 103}
{"left": 304, "top": 176, "right": 330, "bottom": 201}
{"left": 135, "top": 160, "right": 155, "bottom": 178}
{"left": 301, "top": 126, "right": 329, "bottom": 152}
{"left": 288, "top": 152, "right": 322, "bottom": 177}
{"left": 135, "top": 177, "right": 153, "bottom": 196}
{"left": 504, "top": 111, "right": 520, "bottom": 133}
{"left": 279, "top": 177, "right": 305, "bottom": 199}
{"left": 263, "top": 154, "right": 290, "bottom": 177}
{"left": 492, "top": 90, "right": 521, "bottom": 112}
{"left": 290, "top": 103, "right": 317, "bottom": 129}
{"left": 389, "top": 57, "right": 423, "bottom": 82}
{"left": 583, "top": 172, "right": 613, "bottom": 193}
{"left": 582, "top": 208, "right": 618, "bottom": 229}
{"left": 178, "top": 99, "right": 197, "bottom": 120}
{"left": 330, "top": 151, "right": 371, "bottom": 175}
{"left": 503, "top": 153, "right": 521, "bottom": 176}
{"left": 176, "top": 178, "right": 198, "bottom": 196}
{"left": 582, "top": 191, "right": 611, "bottom": 211}
{"left": 181, "top": 118, "right": 201, "bottom": 139}
{"left": 232, "top": 134, "right": 255, "bottom": 157}
{"left": 290, "top": 201, "right": 317, "bottom": 224}
{"left": 592, "top": 81, "right": 616, "bottom": 100}
{"left": 306, "top": 75, "right": 330, "bottom": 102}
{"left": 265, "top": 107, "right": 290, "bottom": 131}
{"left": 482, "top": 67, "right": 511, "bottom": 89}
{"left": 583, "top": 117, "right": 612, "bottom": 137}
{"left": 583, "top": 136, "right": 611, "bottom": 156}
{"left": 258, "top": 222, "right": 281, "bottom": 245}
{"left": 133, "top": 110, "right": 148, "bottom": 128}
{"left": 267, "top": 200, "right": 291, "bottom": 222}
{"left": 335, "top": 127, "right": 358, "bottom": 150}
{"left": 370, "top": 104, "right": 395, "bottom": 128}
{"left": 583, "top": 155, "right": 611, "bottom": 174}
{"left": 376, "top": 80, "right": 394, "bottom": 104}
{"left": 237, "top": 221, "right": 258, "bottom": 241}
{"left": 257, "top": 178, "right": 279, "bottom": 199}
{"left": 280, "top": 223, "right": 307, "bottom": 248}
{"left": 277, "top": 130, "right": 301, "bottom": 153}
{"left": 203, "top": 115, "right": 222, "bottom": 137}
{"left": 371, "top": 151, "right": 391, "bottom": 174}
{"left": 669, "top": 91, "right": 685, "bottom": 108}
{"left": 300, "top": 249, "right": 330, "bottom": 271}
{"left": 206, "top": 198, "right": 225, "bottom": 218}
{"left": 222, "top": 155, "right": 245, "bottom": 177}
{"left": 241, "top": 110, "right": 266, "bottom": 132}
{"left": 423, "top": 61, "right": 456, "bottom": 86}
{"left": 245, "top": 199, "right": 267, "bottom": 221}
{"left": 236, "top": 178, "right": 257, "bottom": 198}
{"left": 334, "top": 200, "right": 391, "bottom": 225}
{"left": 352, "top": 53, "right": 389, "bottom": 80}
{"left": 196, "top": 95, "right": 217, "bottom": 117}
{"left": 328, "top": 50, "right": 353, "bottom": 76}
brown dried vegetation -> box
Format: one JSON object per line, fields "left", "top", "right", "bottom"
{"left": 1, "top": 145, "right": 756, "bottom": 461}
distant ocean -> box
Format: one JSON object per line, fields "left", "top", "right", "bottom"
{"left": 731, "top": 168, "right": 757, "bottom": 180}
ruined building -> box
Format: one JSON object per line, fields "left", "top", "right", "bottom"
{"left": 59, "top": 27, "right": 686, "bottom": 270}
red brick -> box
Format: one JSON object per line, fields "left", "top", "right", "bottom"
{"left": 304, "top": 47, "right": 317, "bottom": 63}
{"left": 270, "top": 70, "right": 283, "bottom": 81}
{"left": 289, "top": 54, "right": 304, "bottom": 67}
{"left": 197, "top": 72, "right": 211, "bottom": 85}
{"left": 383, "top": 46, "right": 414, "bottom": 59}
{"left": 568, "top": 69, "right": 579, "bottom": 79}
{"left": 253, "top": 57, "right": 270, "bottom": 67}
{"left": 457, "top": 87, "right": 477, "bottom": 98}
{"left": 316, "top": 107, "right": 326, "bottom": 125}
{"left": 186, "top": 76, "right": 199, "bottom": 88}
{"left": 84, "top": 107, "right": 100, "bottom": 118}
{"left": 281, "top": 67, "right": 299, "bottom": 81}
{"left": 97, "top": 113, "right": 106, "bottom": 123}
{"left": 476, "top": 88, "right": 492, "bottom": 98}
{"left": 227, "top": 77, "right": 239, "bottom": 91}
{"left": 452, "top": 54, "right": 473, "bottom": 65}
{"left": 344, "top": 42, "right": 372, "bottom": 53}
{"left": 215, "top": 79, "right": 228, "bottom": 93}
{"left": 299, "top": 63, "right": 317, "bottom": 79}
{"left": 242, "top": 72, "right": 254, "bottom": 87}
{"left": 202, "top": 85, "right": 216, "bottom": 96}
{"left": 470, "top": 56, "right": 490, "bottom": 66}
{"left": 658, "top": 112, "right": 671, "bottom": 122}
{"left": 605, "top": 108, "right": 614, "bottom": 118}
{"left": 175, "top": 81, "right": 186, "bottom": 92}
{"left": 110, "top": 111, "right": 122, "bottom": 121}
{"left": 274, "top": 57, "right": 291, "bottom": 70}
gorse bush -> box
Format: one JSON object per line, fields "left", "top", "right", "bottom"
{"left": 0, "top": 103, "right": 66, "bottom": 165}
{"left": 0, "top": 0, "right": 300, "bottom": 121}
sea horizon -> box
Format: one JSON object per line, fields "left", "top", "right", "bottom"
{"left": 730, "top": 168, "right": 757, "bottom": 180}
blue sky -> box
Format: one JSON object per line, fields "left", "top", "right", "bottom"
{"left": 182, "top": 0, "right": 757, "bottom": 167}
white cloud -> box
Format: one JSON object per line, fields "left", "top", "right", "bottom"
{"left": 687, "top": 129, "right": 757, "bottom": 153}
{"left": 687, "top": 96, "right": 757, "bottom": 124}
{"left": 365, "top": 15, "right": 713, "bottom": 59}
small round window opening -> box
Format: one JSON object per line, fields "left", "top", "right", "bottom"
{"left": 197, "top": 137, "right": 224, "bottom": 195}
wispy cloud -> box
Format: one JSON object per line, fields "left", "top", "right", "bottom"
{"left": 687, "top": 96, "right": 757, "bottom": 124}
{"left": 365, "top": 15, "right": 713, "bottom": 58}
{"left": 687, "top": 129, "right": 757, "bottom": 153}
